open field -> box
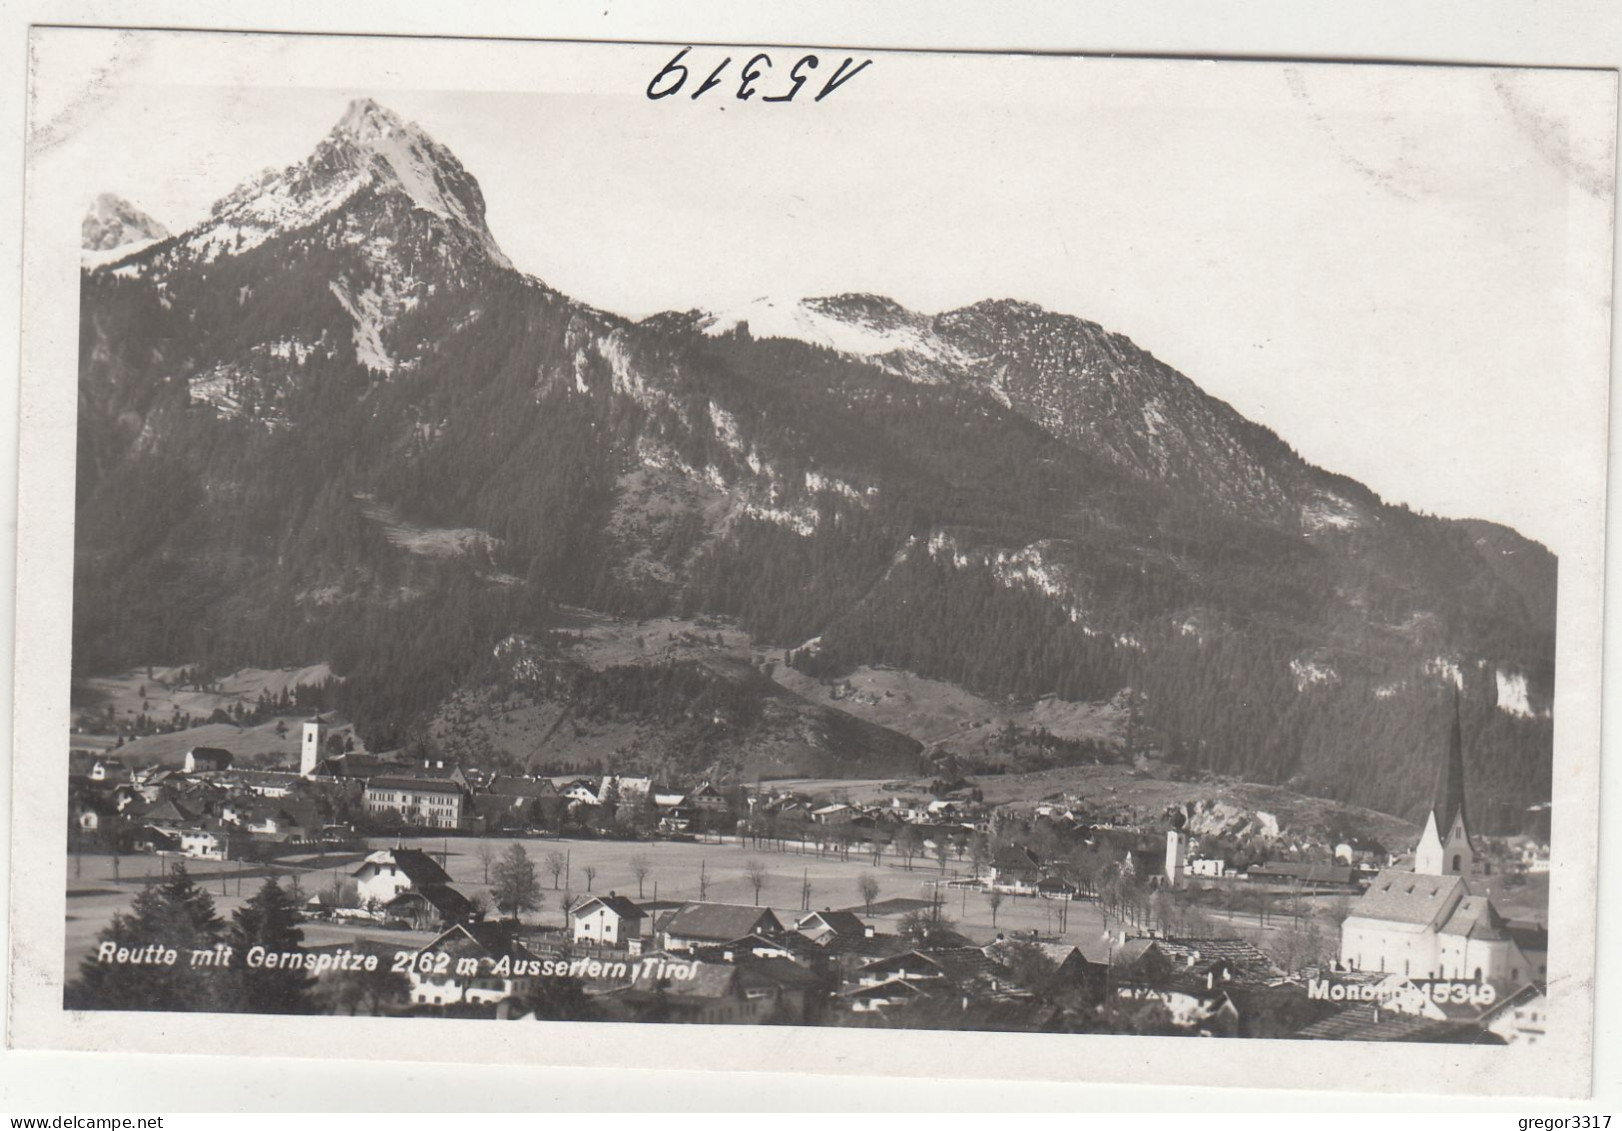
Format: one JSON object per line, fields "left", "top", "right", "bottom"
{"left": 72, "top": 664, "right": 334, "bottom": 729}
{"left": 553, "top": 607, "right": 1128, "bottom": 760}
{"left": 763, "top": 765, "right": 1421, "bottom": 849}
{"left": 62, "top": 834, "right": 1143, "bottom": 977}
{"left": 77, "top": 716, "right": 364, "bottom": 770}
{"left": 94, "top": 722, "right": 303, "bottom": 768}
{"left": 65, "top": 829, "right": 1536, "bottom": 992}
{"left": 965, "top": 765, "right": 1423, "bottom": 847}
{"left": 771, "top": 664, "right": 1127, "bottom": 756}
{"left": 70, "top": 663, "right": 358, "bottom": 769}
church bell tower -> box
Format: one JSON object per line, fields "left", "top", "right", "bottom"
{"left": 1413, "top": 693, "right": 1477, "bottom": 876}
{"left": 300, "top": 716, "right": 328, "bottom": 778}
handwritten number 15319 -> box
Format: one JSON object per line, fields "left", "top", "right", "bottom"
{"left": 647, "top": 48, "right": 872, "bottom": 103}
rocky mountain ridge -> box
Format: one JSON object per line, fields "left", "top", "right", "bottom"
{"left": 73, "top": 99, "right": 1556, "bottom": 823}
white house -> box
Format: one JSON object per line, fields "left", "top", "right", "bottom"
{"left": 409, "top": 922, "right": 540, "bottom": 1007}
{"left": 183, "top": 746, "right": 233, "bottom": 774}
{"left": 352, "top": 847, "right": 454, "bottom": 906}
{"left": 179, "top": 829, "right": 226, "bottom": 860}
{"left": 570, "top": 893, "right": 647, "bottom": 946}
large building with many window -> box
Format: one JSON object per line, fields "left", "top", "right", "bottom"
{"left": 363, "top": 775, "right": 465, "bottom": 829}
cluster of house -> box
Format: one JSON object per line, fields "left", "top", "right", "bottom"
{"left": 345, "top": 884, "right": 1092, "bottom": 1026}
{"left": 67, "top": 715, "right": 765, "bottom": 852}
{"left": 738, "top": 788, "right": 992, "bottom": 853}
{"left": 68, "top": 745, "right": 355, "bottom": 859}
{"left": 305, "top": 855, "right": 1548, "bottom": 1041}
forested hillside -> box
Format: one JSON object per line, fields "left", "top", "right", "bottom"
{"left": 73, "top": 99, "right": 1556, "bottom": 827}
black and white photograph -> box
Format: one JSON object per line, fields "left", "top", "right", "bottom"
{"left": 5, "top": 16, "right": 1617, "bottom": 1103}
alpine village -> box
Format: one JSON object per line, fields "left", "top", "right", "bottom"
{"left": 67, "top": 100, "right": 1555, "bottom": 1043}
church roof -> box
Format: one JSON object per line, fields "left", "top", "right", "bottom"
{"left": 1348, "top": 869, "right": 1465, "bottom": 927}
{"left": 1438, "top": 895, "right": 1506, "bottom": 940}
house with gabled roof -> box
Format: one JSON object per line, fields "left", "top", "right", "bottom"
{"left": 657, "top": 902, "right": 784, "bottom": 952}
{"left": 983, "top": 937, "right": 1106, "bottom": 995}
{"left": 385, "top": 884, "right": 477, "bottom": 931}
{"left": 88, "top": 757, "right": 131, "bottom": 784}
{"left": 989, "top": 845, "right": 1043, "bottom": 891}
{"left": 1482, "top": 982, "right": 1547, "bottom": 1045}
{"left": 1294, "top": 1003, "right": 1505, "bottom": 1043}
{"left": 596, "top": 955, "right": 804, "bottom": 1025}
{"left": 352, "top": 847, "right": 454, "bottom": 905}
{"left": 140, "top": 797, "right": 202, "bottom": 829}
{"left": 1111, "top": 941, "right": 1245, "bottom": 1033}
{"left": 486, "top": 775, "right": 557, "bottom": 800}
{"left": 795, "top": 909, "right": 870, "bottom": 942}
{"left": 571, "top": 893, "right": 647, "bottom": 946}
{"left": 183, "top": 746, "right": 233, "bottom": 774}
{"left": 179, "top": 826, "right": 228, "bottom": 860}
{"left": 685, "top": 781, "right": 728, "bottom": 812}
{"left": 839, "top": 976, "right": 932, "bottom": 1013}
{"left": 848, "top": 947, "right": 1032, "bottom": 1006}
{"left": 410, "top": 921, "right": 541, "bottom": 1006}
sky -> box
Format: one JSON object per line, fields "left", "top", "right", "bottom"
{"left": 27, "top": 28, "right": 1618, "bottom": 555}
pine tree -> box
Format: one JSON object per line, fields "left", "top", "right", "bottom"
{"left": 228, "top": 877, "right": 314, "bottom": 1013}
{"left": 70, "top": 863, "right": 228, "bottom": 1012}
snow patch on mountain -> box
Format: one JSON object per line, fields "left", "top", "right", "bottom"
{"left": 926, "top": 532, "right": 1093, "bottom": 617}
{"left": 1495, "top": 669, "right": 1537, "bottom": 718}
{"left": 804, "top": 470, "right": 866, "bottom": 500}
{"left": 192, "top": 170, "right": 369, "bottom": 262}
{"left": 357, "top": 495, "right": 504, "bottom": 562}
{"left": 698, "top": 295, "right": 969, "bottom": 379}
{"left": 333, "top": 100, "right": 495, "bottom": 248}
{"left": 328, "top": 278, "right": 394, "bottom": 373}
{"left": 267, "top": 338, "right": 317, "bottom": 364}
{"left": 1291, "top": 658, "right": 1338, "bottom": 690}
{"left": 741, "top": 503, "right": 819, "bottom": 537}
{"left": 708, "top": 401, "right": 748, "bottom": 459}
{"left": 604, "top": 333, "right": 680, "bottom": 417}
{"left": 188, "top": 364, "right": 250, "bottom": 420}
{"left": 926, "top": 529, "right": 975, "bottom": 570}
{"left": 1140, "top": 398, "right": 1167, "bottom": 436}
{"left": 83, "top": 238, "right": 164, "bottom": 271}
{"left": 991, "top": 544, "right": 1069, "bottom": 600}
{"left": 1302, "top": 491, "right": 1362, "bottom": 533}
{"left": 572, "top": 349, "right": 591, "bottom": 394}
{"left": 1425, "top": 656, "right": 1464, "bottom": 690}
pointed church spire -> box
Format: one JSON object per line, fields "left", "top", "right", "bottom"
{"left": 1431, "top": 688, "right": 1468, "bottom": 835}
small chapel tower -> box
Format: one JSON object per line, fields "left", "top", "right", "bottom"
{"left": 1413, "top": 694, "right": 1477, "bottom": 876}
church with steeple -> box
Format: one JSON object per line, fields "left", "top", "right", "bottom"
{"left": 1412, "top": 697, "right": 1482, "bottom": 879}
{"left": 1337, "top": 698, "right": 1539, "bottom": 988}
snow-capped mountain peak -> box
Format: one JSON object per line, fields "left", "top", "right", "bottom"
{"left": 165, "top": 98, "right": 511, "bottom": 270}
{"left": 332, "top": 97, "right": 407, "bottom": 145}
{"left": 81, "top": 194, "right": 170, "bottom": 268}
{"left": 324, "top": 99, "right": 506, "bottom": 263}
